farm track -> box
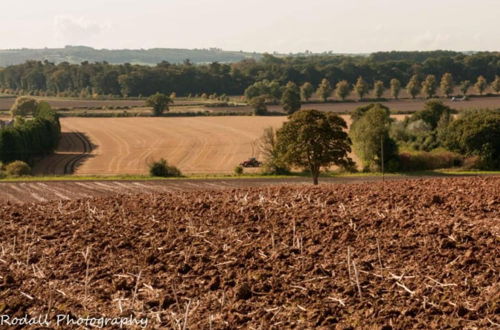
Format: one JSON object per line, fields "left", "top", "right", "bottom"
{"left": 0, "top": 176, "right": 498, "bottom": 328}
{"left": 32, "top": 130, "right": 94, "bottom": 175}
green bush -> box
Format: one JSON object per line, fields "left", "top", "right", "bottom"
{"left": 148, "top": 158, "right": 182, "bottom": 177}
{"left": 5, "top": 160, "right": 31, "bottom": 176}
{"left": 398, "top": 151, "right": 463, "bottom": 171}
{"left": 261, "top": 162, "right": 290, "bottom": 175}
{"left": 234, "top": 165, "right": 244, "bottom": 175}
{"left": 442, "top": 109, "right": 500, "bottom": 169}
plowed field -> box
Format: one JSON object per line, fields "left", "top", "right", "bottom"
{"left": 0, "top": 177, "right": 498, "bottom": 328}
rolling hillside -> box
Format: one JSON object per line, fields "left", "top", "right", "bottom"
{"left": 0, "top": 46, "right": 262, "bottom": 66}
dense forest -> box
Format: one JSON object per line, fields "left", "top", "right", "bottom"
{"left": 1, "top": 51, "right": 499, "bottom": 98}
{"left": 0, "top": 46, "right": 262, "bottom": 66}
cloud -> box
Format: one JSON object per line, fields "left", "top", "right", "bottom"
{"left": 413, "top": 31, "right": 453, "bottom": 50}
{"left": 53, "top": 16, "right": 109, "bottom": 45}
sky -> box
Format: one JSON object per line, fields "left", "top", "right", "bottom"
{"left": 2, "top": 0, "right": 500, "bottom": 53}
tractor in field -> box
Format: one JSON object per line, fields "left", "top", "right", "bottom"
{"left": 240, "top": 157, "right": 262, "bottom": 167}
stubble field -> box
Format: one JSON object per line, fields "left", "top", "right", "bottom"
{"left": 0, "top": 176, "right": 498, "bottom": 328}
{"left": 34, "top": 117, "right": 287, "bottom": 175}
{"left": 34, "top": 116, "right": 410, "bottom": 176}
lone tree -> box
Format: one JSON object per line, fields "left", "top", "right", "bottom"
{"left": 10, "top": 97, "right": 38, "bottom": 117}
{"left": 440, "top": 73, "right": 454, "bottom": 98}
{"left": 491, "top": 75, "right": 500, "bottom": 94}
{"left": 373, "top": 80, "right": 385, "bottom": 99}
{"left": 250, "top": 96, "right": 268, "bottom": 115}
{"left": 316, "top": 78, "right": 333, "bottom": 102}
{"left": 406, "top": 75, "right": 421, "bottom": 99}
{"left": 459, "top": 80, "right": 471, "bottom": 96}
{"left": 475, "top": 76, "right": 488, "bottom": 95}
{"left": 275, "top": 110, "right": 353, "bottom": 185}
{"left": 421, "top": 75, "right": 437, "bottom": 98}
{"left": 354, "top": 76, "right": 369, "bottom": 100}
{"left": 281, "top": 81, "right": 301, "bottom": 114}
{"left": 300, "top": 82, "right": 314, "bottom": 101}
{"left": 335, "top": 80, "right": 351, "bottom": 101}
{"left": 390, "top": 78, "right": 401, "bottom": 99}
{"left": 146, "top": 92, "right": 173, "bottom": 116}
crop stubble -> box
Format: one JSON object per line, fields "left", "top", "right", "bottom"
{"left": 0, "top": 177, "right": 498, "bottom": 328}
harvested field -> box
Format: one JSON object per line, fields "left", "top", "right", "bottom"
{"left": 0, "top": 97, "right": 145, "bottom": 111}
{"left": 36, "top": 116, "right": 412, "bottom": 176}
{"left": 0, "top": 177, "right": 498, "bottom": 328}
{"left": 274, "top": 96, "right": 500, "bottom": 113}
{"left": 3, "top": 95, "right": 500, "bottom": 114}
{"left": 35, "top": 117, "right": 289, "bottom": 175}
{"left": 0, "top": 97, "right": 237, "bottom": 111}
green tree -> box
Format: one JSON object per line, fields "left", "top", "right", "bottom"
{"left": 276, "top": 110, "right": 353, "bottom": 185}
{"left": 10, "top": 97, "right": 38, "bottom": 117}
{"left": 491, "top": 75, "right": 500, "bottom": 94}
{"left": 268, "top": 80, "right": 283, "bottom": 102}
{"left": 300, "top": 82, "right": 314, "bottom": 101}
{"left": 354, "top": 76, "right": 369, "bottom": 100}
{"left": 475, "top": 76, "right": 487, "bottom": 95}
{"left": 406, "top": 75, "right": 421, "bottom": 99}
{"left": 459, "top": 80, "right": 471, "bottom": 96}
{"left": 146, "top": 92, "right": 173, "bottom": 116}
{"left": 440, "top": 73, "right": 454, "bottom": 98}
{"left": 250, "top": 96, "right": 268, "bottom": 115}
{"left": 442, "top": 110, "right": 500, "bottom": 169}
{"left": 244, "top": 80, "right": 282, "bottom": 103}
{"left": 373, "top": 80, "right": 385, "bottom": 99}
{"left": 281, "top": 81, "right": 301, "bottom": 114}
{"left": 410, "top": 99, "right": 453, "bottom": 130}
{"left": 350, "top": 104, "right": 398, "bottom": 171}
{"left": 259, "top": 127, "right": 289, "bottom": 174}
{"left": 421, "top": 75, "right": 437, "bottom": 98}
{"left": 335, "top": 80, "right": 350, "bottom": 101}
{"left": 316, "top": 78, "right": 332, "bottom": 102}
{"left": 351, "top": 103, "right": 390, "bottom": 123}
{"left": 390, "top": 78, "right": 401, "bottom": 99}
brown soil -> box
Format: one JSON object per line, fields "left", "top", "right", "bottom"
{"left": 0, "top": 177, "right": 498, "bottom": 328}
{"left": 0, "top": 175, "right": 437, "bottom": 204}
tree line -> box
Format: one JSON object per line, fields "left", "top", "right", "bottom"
{"left": 244, "top": 73, "right": 500, "bottom": 116}
{"left": 1, "top": 51, "right": 500, "bottom": 98}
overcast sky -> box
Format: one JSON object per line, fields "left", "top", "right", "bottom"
{"left": 2, "top": 0, "right": 499, "bottom": 53}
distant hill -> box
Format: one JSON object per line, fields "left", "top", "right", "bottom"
{"left": 0, "top": 46, "right": 263, "bottom": 66}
